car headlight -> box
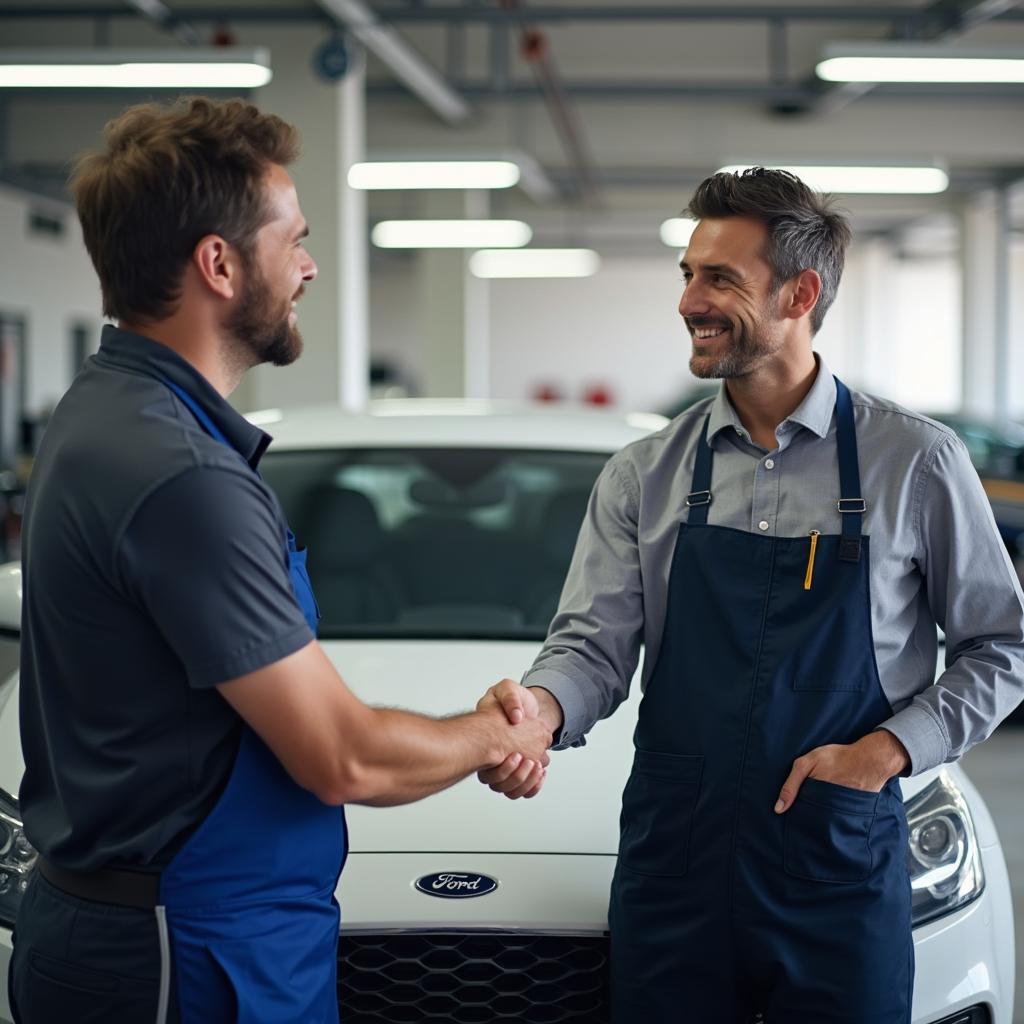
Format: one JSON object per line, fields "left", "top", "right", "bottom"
{"left": 0, "top": 788, "right": 36, "bottom": 929}
{"left": 906, "top": 771, "right": 984, "bottom": 929}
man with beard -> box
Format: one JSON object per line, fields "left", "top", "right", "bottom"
{"left": 11, "top": 97, "right": 551, "bottom": 1024}
{"left": 478, "top": 168, "right": 1024, "bottom": 1023}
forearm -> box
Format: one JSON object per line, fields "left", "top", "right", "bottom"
{"left": 347, "top": 707, "right": 506, "bottom": 807}
{"left": 220, "top": 642, "right": 549, "bottom": 808}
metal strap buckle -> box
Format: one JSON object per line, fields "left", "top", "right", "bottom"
{"left": 686, "top": 490, "right": 712, "bottom": 508}
{"left": 837, "top": 498, "right": 867, "bottom": 513}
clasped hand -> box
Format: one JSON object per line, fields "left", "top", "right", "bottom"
{"left": 476, "top": 679, "right": 554, "bottom": 800}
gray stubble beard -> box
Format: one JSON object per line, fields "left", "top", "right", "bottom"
{"left": 688, "top": 320, "right": 780, "bottom": 380}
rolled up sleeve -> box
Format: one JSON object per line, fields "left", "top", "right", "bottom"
{"left": 882, "top": 434, "right": 1024, "bottom": 773}
{"left": 524, "top": 457, "right": 645, "bottom": 748}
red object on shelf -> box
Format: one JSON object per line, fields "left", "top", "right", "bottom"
{"left": 582, "top": 384, "right": 613, "bottom": 406}
{"left": 532, "top": 384, "right": 563, "bottom": 403}
{"left": 211, "top": 24, "right": 237, "bottom": 47}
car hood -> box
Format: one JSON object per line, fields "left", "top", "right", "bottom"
{"left": 325, "top": 640, "right": 643, "bottom": 857}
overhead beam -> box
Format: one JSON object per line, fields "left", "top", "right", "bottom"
{"left": 313, "top": 0, "right": 470, "bottom": 124}
{"left": 912, "top": 0, "right": 1024, "bottom": 36}
{"left": 121, "top": 0, "right": 200, "bottom": 44}
{"left": 803, "top": 0, "right": 1024, "bottom": 115}
{"left": 367, "top": 80, "right": 1024, "bottom": 103}
{"left": 5, "top": 5, "right": 1024, "bottom": 24}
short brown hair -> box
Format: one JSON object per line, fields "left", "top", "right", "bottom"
{"left": 71, "top": 96, "right": 300, "bottom": 322}
{"left": 685, "top": 168, "right": 852, "bottom": 335}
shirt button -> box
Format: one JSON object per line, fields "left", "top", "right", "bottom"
{"left": 758, "top": 520, "right": 769, "bottom": 532}
{"left": 764, "top": 458, "right": 775, "bottom": 470}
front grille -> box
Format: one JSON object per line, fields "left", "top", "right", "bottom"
{"left": 930, "top": 1008, "right": 991, "bottom": 1024}
{"left": 337, "top": 931, "right": 609, "bottom": 1023}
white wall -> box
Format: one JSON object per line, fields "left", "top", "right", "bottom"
{"left": 0, "top": 186, "right": 101, "bottom": 417}
{"left": 1010, "top": 240, "right": 1024, "bottom": 421}
{"left": 369, "top": 241, "right": 964, "bottom": 417}
{"left": 486, "top": 256, "right": 691, "bottom": 412}
{"left": 823, "top": 244, "right": 962, "bottom": 414}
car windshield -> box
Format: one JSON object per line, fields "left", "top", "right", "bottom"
{"left": 260, "top": 447, "right": 608, "bottom": 640}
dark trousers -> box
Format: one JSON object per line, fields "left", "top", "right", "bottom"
{"left": 10, "top": 872, "right": 179, "bottom": 1024}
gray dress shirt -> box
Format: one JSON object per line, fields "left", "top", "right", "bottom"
{"left": 524, "top": 356, "right": 1024, "bottom": 775}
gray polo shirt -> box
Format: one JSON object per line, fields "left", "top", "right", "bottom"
{"left": 525, "top": 356, "right": 1024, "bottom": 774}
{"left": 19, "top": 325, "right": 313, "bottom": 872}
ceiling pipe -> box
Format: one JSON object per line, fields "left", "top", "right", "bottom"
{"left": 313, "top": 0, "right": 470, "bottom": 125}
{"left": 121, "top": 0, "right": 201, "bottom": 45}
{"left": 802, "top": 0, "right": 1024, "bottom": 115}
{"left": 499, "top": 0, "right": 598, "bottom": 203}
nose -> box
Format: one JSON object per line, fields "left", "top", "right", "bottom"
{"left": 302, "top": 251, "right": 318, "bottom": 283}
{"left": 678, "top": 279, "right": 709, "bottom": 320}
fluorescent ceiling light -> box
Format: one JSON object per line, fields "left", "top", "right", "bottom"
{"left": 660, "top": 218, "right": 698, "bottom": 248}
{"left": 348, "top": 161, "right": 520, "bottom": 190}
{"left": 0, "top": 48, "right": 271, "bottom": 89}
{"left": 717, "top": 164, "right": 949, "bottom": 194}
{"left": 817, "top": 44, "right": 1024, "bottom": 83}
{"left": 372, "top": 220, "right": 532, "bottom": 249}
{"left": 469, "top": 249, "right": 600, "bottom": 279}
{"left": 245, "top": 408, "right": 283, "bottom": 426}
{"left": 627, "top": 412, "right": 671, "bottom": 432}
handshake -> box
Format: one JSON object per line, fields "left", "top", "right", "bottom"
{"left": 474, "top": 679, "right": 564, "bottom": 801}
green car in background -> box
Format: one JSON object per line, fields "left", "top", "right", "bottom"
{"left": 928, "top": 414, "right": 1024, "bottom": 563}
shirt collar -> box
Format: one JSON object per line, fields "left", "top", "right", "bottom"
{"left": 705, "top": 353, "right": 837, "bottom": 446}
{"left": 94, "top": 324, "right": 271, "bottom": 468}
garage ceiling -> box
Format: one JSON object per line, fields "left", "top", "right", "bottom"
{"left": 2, "top": 0, "right": 1024, "bottom": 252}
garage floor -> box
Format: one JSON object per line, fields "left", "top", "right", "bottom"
{"left": 960, "top": 723, "right": 1023, "bottom": 1024}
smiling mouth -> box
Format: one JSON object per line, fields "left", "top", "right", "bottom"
{"left": 692, "top": 326, "right": 728, "bottom": 341}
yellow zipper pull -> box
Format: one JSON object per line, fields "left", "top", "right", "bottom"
{"left": 803, "top": 530, "right": 820, "bottom": 591}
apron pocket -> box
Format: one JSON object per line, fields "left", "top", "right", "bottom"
{"left": 783, "top": 777, "right": 879, "bottom": 884}
{"left": 618, "top": 750, "right": 703, "bottom": 878}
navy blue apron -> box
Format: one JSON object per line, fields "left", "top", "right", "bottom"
{"left": 609, "top": 379, "right": 913, "bottom": 1024}
{"left": 156, "top": 378, "right": 347, "bottom": 1023}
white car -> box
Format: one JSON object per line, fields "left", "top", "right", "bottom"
{"left": 0, "top": 400, "right": 1015, "bottom": 1024}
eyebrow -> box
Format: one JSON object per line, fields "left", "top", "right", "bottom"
{"left": 679, "top": 260, "right": 740, "bottom": 279}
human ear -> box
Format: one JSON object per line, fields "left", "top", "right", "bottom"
{"left": 192, "top": 235, "right": 239, "bottom": 301}
{"left": 784, "top": 268, "right": 822, "bottom": 322}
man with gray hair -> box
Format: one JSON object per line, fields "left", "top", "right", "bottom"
{"left": 479, "top": 167, "right": 1024, "bottom": 1022}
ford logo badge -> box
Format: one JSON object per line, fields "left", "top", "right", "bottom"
{"left": 414, "top": 871, "right": 499, "bottom": 899}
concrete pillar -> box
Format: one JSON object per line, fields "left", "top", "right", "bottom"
{"left": 959, "top": 190, "right": 1002, "bottom": 419}
{"left": 992, "top": 186, "right": 1012, "bottom": 423}
{"left": 231, "top": 26, "right": 369, "bottom": 414}
{"left": 337, "top": 50, "right": 369, "bottom": 410}
{"left": 417, "top": 191, "right": 491, "bottom": 399}
{"left": 1012, "top": 233, "right": 1024, "bottom": 420}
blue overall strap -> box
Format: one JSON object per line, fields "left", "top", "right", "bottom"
{"left": 160, "top": 376, "right": 235, "bottom": 452}
{"left": 685, "top": 415, "right": 714, "bottom": 525}
{"left": 833, "top": 376, "right": 865, "bottom": 563}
